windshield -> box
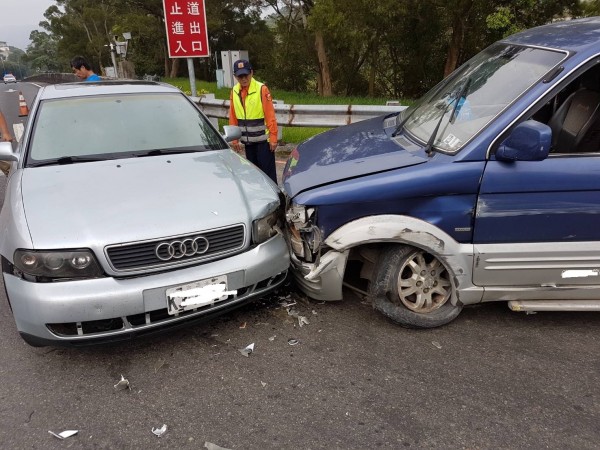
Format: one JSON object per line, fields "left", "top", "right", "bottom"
{"left": 27, "top": 92, "right": 225, "bottom": 165}
{"left": 402, "top": 43, "right": 566, "bottom": 153}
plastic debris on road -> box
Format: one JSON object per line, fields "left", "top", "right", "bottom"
{"left": 288, "top": 338, "right": 299, "bottom": 346}
{"left": 268, "top": 335, "right": 276, "bottom": 341}
{"left": 432, "top": 341, "right": 442, "bottom": 349}
{"left": 239, "top": 343, "right": 255, "bottom": 357}
{"left": 278, "top": 294, "right": 296, "bottom": 309}
{"left": 287, "top": 307, "right": 309, "bottom": 327}
{"left": 113, "top": 374, "right": 130, "bottom": 391}
{"left": 298, "top": 316, "right": 309, "bottom": 327}
{"left": 155, "top": 359, "right": 167, "bottom": 373}
{"left": 239, "top": 322, "right": 247, "bottom": 329}
{"left": 204, "top": 442, "right": 231, "bottom": 450}
{"left": 152, "top": 424, "right": 167, "bottom": 437}
{"left": 48, "top": 430, "right": 78, "bottom": 440}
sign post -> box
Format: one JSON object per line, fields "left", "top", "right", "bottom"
{"left": 162, "top": 0, "right": 209, "bottom": 97}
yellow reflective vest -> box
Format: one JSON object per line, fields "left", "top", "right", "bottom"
{"left": 232, "top": 78, "right": 268, "bottom": 144}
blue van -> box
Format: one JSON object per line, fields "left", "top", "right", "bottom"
{"left": 282, "top": 17, "right": 600, "bottom": 328}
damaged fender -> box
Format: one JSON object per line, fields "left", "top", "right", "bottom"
{"left": 323, "top": 214, "right": 483, "bottom": 306}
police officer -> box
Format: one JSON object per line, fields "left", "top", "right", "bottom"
{"left": 228, "top": 59, "right": 278, "bottom": 183}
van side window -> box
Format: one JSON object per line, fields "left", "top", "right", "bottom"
{"left": 532, "top": 65, "right": 600, "bottom": 154}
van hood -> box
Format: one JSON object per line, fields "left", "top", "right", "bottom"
{"left": 282, "top": 115, "right": 427, "bottom": 198}
{"left": 20, "top": 150, "right": 279, "bottom": 249}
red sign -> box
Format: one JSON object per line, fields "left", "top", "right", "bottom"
{"left": 162, "top": 0, "right": 209, "bottom": 58}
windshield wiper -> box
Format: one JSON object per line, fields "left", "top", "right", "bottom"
{"left": 135, "top": 147, "right": 216, "bottom": 157}
{"left": 29, "top": 155, "right": 106, "bottom": 167}
{"left": 423, "top": 77, "right": 472, "bottom": 156}
{"left": 392, "top": 106, "right": 421, "bottom": 138}
{"left": 449, "top": 77, "right": 472, "bottom": 124}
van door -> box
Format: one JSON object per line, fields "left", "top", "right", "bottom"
{"left": 473, "top": 62, "right": 600, "bottom": 290}
{"left": 473, "top": 154, "right": 600, "bottom": 287}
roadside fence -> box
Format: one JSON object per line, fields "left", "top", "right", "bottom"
{"left": 193, "top": 94, "right": 406, "bottom": 133}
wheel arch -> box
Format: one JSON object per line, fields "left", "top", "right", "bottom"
{"left": 323, "top": 215, "right": 481, "bottom": 305}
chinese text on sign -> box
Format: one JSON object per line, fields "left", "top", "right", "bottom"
{"left": 162, "top": 0, "right": 209, "bottom": 58}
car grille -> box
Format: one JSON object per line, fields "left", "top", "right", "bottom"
{"left": 106, "top": 225, "right": 245, "bottom": 271}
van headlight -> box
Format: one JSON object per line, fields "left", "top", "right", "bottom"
{"left": 252, "top": 209, "right": 280, "bottom": 244}
{"left": 14, "top": 249, "right": 104, "bottom": 280}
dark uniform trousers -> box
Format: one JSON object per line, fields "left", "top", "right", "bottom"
{"left": 244, "top": 141, "right": 277, "bottom": 184}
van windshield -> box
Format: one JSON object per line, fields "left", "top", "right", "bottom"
{"left": 401, "top": 43, "right": 566, "bottom": 153}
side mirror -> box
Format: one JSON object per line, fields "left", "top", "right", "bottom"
{"left": 0, "top": 141, "right": 19, "bottom": 162}
{"left": 222, "top": 125, "right": 242, "bottom": 143}
{"left": 496, "top": 120, "right": 551, "bottom": 162}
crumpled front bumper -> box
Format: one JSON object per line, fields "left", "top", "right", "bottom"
{"left": 289, "top": 250, "right": 349, "bottom": 301}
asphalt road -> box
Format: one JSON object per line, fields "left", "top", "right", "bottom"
{"left": 0, "top": 80, "right": 36, "bottom": 146}
{"left": 0, "top": 84, "right": 599, "bottom": 449}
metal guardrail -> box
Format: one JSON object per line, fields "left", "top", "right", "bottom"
{"left": 192, "top": 94, "right": 406, "bottom": 128}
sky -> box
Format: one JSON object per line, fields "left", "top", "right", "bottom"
{"left": 1, "top": 0, "right": 56, "bottom": 50}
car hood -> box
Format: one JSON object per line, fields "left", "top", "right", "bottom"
{"left": 282, "top": 115, "right": 427, "bottom": 198}
{"left": 20, "top": 150, "right": 279, "bottom": 249}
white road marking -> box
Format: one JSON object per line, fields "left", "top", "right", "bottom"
{"left": 13, "top": 123, "right": 24, "bottom": 142}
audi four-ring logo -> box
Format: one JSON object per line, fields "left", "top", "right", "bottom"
{"left": 155, "top": 236, "right": 210, "bottom": 261}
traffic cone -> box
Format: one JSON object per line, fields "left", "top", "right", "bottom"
{"left": 18, "top": 91, "right": 29, "bottom": 117}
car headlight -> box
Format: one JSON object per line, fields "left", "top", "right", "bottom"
{"left": 252, "top": 209, "right": 280, "bottom": 244}
{"left": 13, "top": 249, "right": 104, "bottom": 280}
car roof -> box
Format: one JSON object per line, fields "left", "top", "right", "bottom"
{"left": 37, "top": 80, "right": 182, "bottom": 100}
{"left": 503, "top": 17, "right": 600, "bottom": 53}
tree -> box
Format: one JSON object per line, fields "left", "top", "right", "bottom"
{"left": 40, "top": 0, "right": 119, "bottom": 73}
{"left": 262, "top": 0, "right": 334, "bottom": 96}
{"left": 24, "top": 30, "right": 62, "bottom": 73}
{"left": 22, "top": 0, "right": 583, "bottom": 99}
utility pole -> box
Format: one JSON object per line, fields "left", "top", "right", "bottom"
{"left": 109, "top": 43, "right": 119, "bottom": 78}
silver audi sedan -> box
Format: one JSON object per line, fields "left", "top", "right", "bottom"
{"left": 0, "top": 81, "right": 289, "bottom": 347}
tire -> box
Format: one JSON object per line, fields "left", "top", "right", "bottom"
{"left": 369, "top": 245, "right": 462, "bottom": 328}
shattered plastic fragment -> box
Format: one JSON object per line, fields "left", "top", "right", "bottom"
{"left": 287, "top": 307, "right": 309, "bottom": 327}
{"left": 152, "top": 424, "right": 167, "bottom": 437}
{"left": 239, "top": 343, "right": 255, "bottom": 357}
{"left": 204, "top": 442, "right": 232, "bottom": 450}
{"left": 113, "top": 375, "right": 130, "bottom": 390}
{"left": 268, "top": 335, "right": 276, "bottom": 341}
{"left": 261, "top": 381, "right": 267, "bottom": 387}
{"left": 48, "top": 430, "right": 78, "bottom": 440}
{"left": 432, "top": 341, "right": 442, "bottom": 349}
{"left": 239, "top": 322, "right": 247, "bottom": 329}
{"left": 155, "top": 359, "right": 166, "bottom": 373}
{"left": 280, "top": 301, "right": 296, "bottom": 308}
{"left": 288, "top": 338, "right": 299, "bottom": 346}
{"left": 312, "top": 310, "right": 318, "bottom": 315}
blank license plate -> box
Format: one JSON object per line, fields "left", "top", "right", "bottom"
{"left": 166, "top": 275, "right": 233, "bottom": 315}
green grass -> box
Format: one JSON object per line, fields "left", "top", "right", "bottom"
{"left": 163, "top": 77, "right": 408, "bottom": 144}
